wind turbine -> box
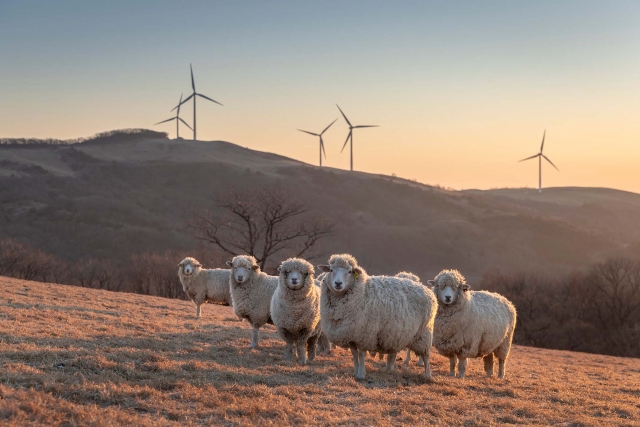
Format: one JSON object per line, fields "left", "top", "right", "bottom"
{"left": 172, "top": 64, "right": 222, "bottom": 140}
{"left": 297, "top": 119, "right": 337, "bottom": 167}
{"left": 154, "top": 93, "right": 192, "bottom": 139}
{"left": 519, "top": 130, "right": 559, "bottom": 193}
{"left": 336, "top": 104, "right": 378, "bottom": 171}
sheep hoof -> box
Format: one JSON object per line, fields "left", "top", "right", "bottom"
{"left": 417, "top": 360, "right": 424, "bottom": 367}
{"left": 355, "top": 373, "right": 365, "bottom": 380}
{"left": 486, "top": 371, "right": 494, "bottom": 377}
{"left": 449, "top": 371, "right": 456, "bottom": 377}
{"left": 457, "top": 373, "right": 466, "bottom": 379}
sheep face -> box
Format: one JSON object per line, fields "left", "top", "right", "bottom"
{"left": 178, "top": 258, "right": 201, "bottom": 277}
{"left": 283, "top": 269, "right": 306, "bottom": 290}
{"left": 278, "top": 259, "right": 314, "bottom": 291}
{"left": 428, "top": 270, "right": 470, "bottom": 305}
{"left": 226, "top": 256, "right": 259, "bottom": 285}
{"left": 317, "top": 263, "right": 362, "bottom": 295}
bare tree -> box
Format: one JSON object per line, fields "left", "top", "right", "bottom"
{"left": 187, "top": 188, "right": 334, "bottom": 270}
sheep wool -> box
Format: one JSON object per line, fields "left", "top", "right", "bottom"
{"left": 431, "top": 269, "right": 517, "bottom": 379}
{"left": 227, "top": 255, "right": 279, "bottom": 349}
{"left": 177, "top": 257, "right": 233, "bottom": 319}
{"left": 270, "top": 258, "right": 322, "bottom": 365}
{"left": 319, "top": 254, "right": 437, "bottom": 380}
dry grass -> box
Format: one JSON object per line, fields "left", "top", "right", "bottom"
{"left": 1, "top": 276, "right": 639, "bottom": 426}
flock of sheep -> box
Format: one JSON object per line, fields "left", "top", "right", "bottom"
{"left": 177, "top": 253, "right": 517, "bottom": 380}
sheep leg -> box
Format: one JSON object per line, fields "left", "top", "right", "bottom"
{"left": 385, "top": 352, "right": 397, "bottom": 372}
{"left": 306, "top": 334, "right": 319, "bottom": 362}
{"left": 498, "top": 358, "right": 506, "bottom": 379}
{"left": 350, "top": 345, "right": 360, "bottom": 377}
{"left": 457, "top": 356, "right": 467, "bottom": 379}
{"left": 404, "top": 348, "right": 411, "bottom": 365}
{"left": 250, "top": 326, "right": 260, "bottom": 349}
{"left": 296, "top": 341, "right": 307, "bottom": 366}
{"left": 357, "top": 349, "right": 367, "bottom": 379}
{"left": 317, "top": 332, "right": 331, "bottom": 355}
{"left": 195, "top": 303, "right": 201, "bottom": 319}
{"left": 417, "top": 356, "right": 424, "bottom": 366}
{"left": 421, "top": 350, "right": 431, "bottom": 380}
{"left": 284, "top": 341, "right": 293, "bottom": 360}
{"left": 483, "top": 353, "right": 494, "bottom": 377}
{"left": 449, "top": 355, "right": 457, "bottom": 376}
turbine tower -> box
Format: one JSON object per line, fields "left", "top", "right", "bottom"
{"left": 336, "top": 104, "right": 378, "bottom": 171}
{"left": 297, "top": 119, "right": 337, "bottom": 167}
{"left": 519, "top": 130, "right": 559, "bottom": 193}
{"left": 172, "top": 64, "right": 223, "bottom": 140}
{"left": 154, "top": 93, "right": 192, "bottom": 139}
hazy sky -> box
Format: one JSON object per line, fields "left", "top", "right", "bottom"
{"left": 1, "top": 1, "right": 639, "bottom": 192}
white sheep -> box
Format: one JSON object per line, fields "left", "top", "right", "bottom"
{"left": 177, "top": 257, "right": 233, "bottom": 319}
{"left": 429, "top": 269, "right": 517, "bottom": 379}
{"left": 226, "top": 255, "right": 279, "bottom": 349}
{"left": 318, "top": 254, "right": 437, "bottom": 380}
{"left": 370, "top": 271, "right": 424, "bottom": 364}
{"left": 270, "top": 258, "right": 322, "bottom": 365}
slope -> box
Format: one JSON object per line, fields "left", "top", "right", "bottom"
{"left": 1, "top": 276, "right": 639, "bottom": 426}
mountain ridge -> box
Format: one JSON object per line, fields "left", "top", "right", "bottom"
{"left": 1, "top": 134, "right": 639, "bottom": 281}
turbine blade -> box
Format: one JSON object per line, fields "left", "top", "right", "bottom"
{"left": 177, "top": 93, "right": 184, "bottom": 115}
{"left": 336, "top": 104, "right": 352, "bottom": 127}
{"left": 340, "top": 130, "right": 352, "bottom": 153}
{"left": 518, "top": 154, "right": 540, "bottom": 162}
{"left": 297, "top": 129, "right": 319, "bottom": 136}
{"left": 353, "top": 125, "right": 379, "bottom": 128}
{"left": 171, "top": 93, "right": 193, "bottom": 111}
{"left": 190, "top": 64, "right": 195, "bottom": 91}
{"left": 155, "top": 117, "right": 176, "bottom": 125}
{"left": 320, "top": 137, "right": 327, "bottom": 159}
{"left": 197, "top": 93, "right": 223, "bottom": 106}
{"left": 320, "top": 118, "right": 338, "bottom": 135}
{"left": 540, "top": 130, "right": 546, "bottom": 153}
{"left": 542, "top": 154, "right": 559, "bottom": 171}
{"left": 179, "top": 117, "right": 193, "bottom": 130}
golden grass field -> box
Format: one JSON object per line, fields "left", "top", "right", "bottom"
{"left": 1, "top": 276, "right": 639, "bottom": 426}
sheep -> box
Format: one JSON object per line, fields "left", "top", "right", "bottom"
{"left": 370, "top": 271, "right": 424, "bottom": 364}
{"left": 318, "top": 254, "right": 437, "bottom": 380}
{"left": 270, "top": 258, "right": 323, "bottom": 365}
{"left": 226, "top": 255, "right": 279, "bottom": 349}
{"left": 177, "top": 257, "right": 233, "bottom": 319}
{"left": 429, "top": 269, "right": 517, "bottom": 379}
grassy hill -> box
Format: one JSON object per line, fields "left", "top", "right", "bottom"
{"left": 2, "top": 132, "right": 640, "bottom": 281}
{"left": 1, "top": 276, "right": 639, "bottom": 426}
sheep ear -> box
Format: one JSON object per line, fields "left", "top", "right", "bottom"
{"left": 462, "top": 284, "right": 470, "bottom": 292}
{"left": 426, "top": 280, "right": 435, "bottom": 286}
{"left": 225, "top": 261, "right": 233, "bottom": 267}
{"left": 353, "top": 267, "right": 362, "bottom": 278}
{"left": 177, "top": 262, "right": 184, "bottom": 267}
{"left": 252, "top": 265, "right": 259, "bottom": 271}
{"left": 277, "top": 267, "right": 282, "bottom": 274}
{"left": 317, "top": 265, "right": 330, "bottom": 273}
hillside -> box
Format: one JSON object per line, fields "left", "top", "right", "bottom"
{"left": 1, "top": 277, "right": 639, "bottom": 426}
{"left": 2, "top": 134, "right": 640, "bottom": 281}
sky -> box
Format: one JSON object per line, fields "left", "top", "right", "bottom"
{"left": 1, "top": 1, "right": 639, "bottom": 192}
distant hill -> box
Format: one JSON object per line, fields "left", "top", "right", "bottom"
{"left": 1, "top": 276, "right": 638, "bottom": 426}
{"left": 1, "top": 131, "right": 640, "bottom": 281}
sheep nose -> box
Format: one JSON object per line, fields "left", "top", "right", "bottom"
{"left": 335, "top": 281, "right": 343, "bottom": 286}
{"left": 291, "top": 278, "right": 298, "bottom": 284}
{"left": 237, "top": 276, "right": 243, "bottom": 281}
